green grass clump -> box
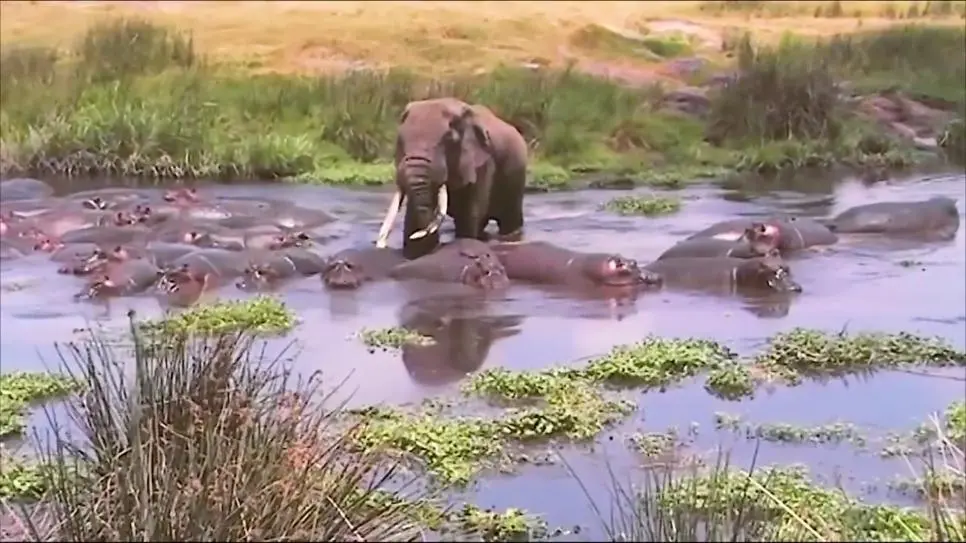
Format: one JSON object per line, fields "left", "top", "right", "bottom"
{"left": 654, "top": 464, "right": 961, "bottom": 541}
{"left": 0, "top": 456, "right": 55, "bottom": 500}
{"left": 140, "top": 296, "right": 295, "bottom": 337}
{"left": 0, "top": 372, "right": 79, "bottom": 437}
{"left": 358, "top": 326, "right": 435, "bottom": 352}
{"left": 603, "top": 194, "right": 683, "bottom": 217}
{"left": 16, "top": 318, "right": 429, "bottom": 540}
{"left": 753, "top": 328, "right": 966, "bottom": 385}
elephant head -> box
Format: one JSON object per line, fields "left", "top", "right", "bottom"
{"left": 375, "top": 98, "right": 493, "bottom": 259}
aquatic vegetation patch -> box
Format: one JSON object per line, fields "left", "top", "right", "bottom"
{"left": 603, "top": 194, "right": 682, "bottom": 217}
{"left": 446, "top": 504, "right": 554, "bottom": 542}
{"left": 140, "top": 296, "right": 295, "bottom": 337}
{"left": 753, "top": 328, "right": 966, "bottom": 385}
{"left": 355, "top": 381, "right": 634, "bottom": 485}
{"left": 0, "top": 456, "right": 54, "bottom": 500}
{"left": 712, "top": 413, "right": 868, "bottom": 447}
{"left": 0, "top": 372, "right": 79, "bottom": 437}
{"left": 358, "top": 327, "right": 435, "bottom": 352}
{"left": 655, "top": 464, "right": 962, "bottom": 541}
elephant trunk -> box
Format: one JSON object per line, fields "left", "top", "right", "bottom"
{"left": 375, "top": 155, "right": 449, "bottom": 257}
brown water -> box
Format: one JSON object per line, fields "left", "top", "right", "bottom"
{"left": 2, "top": 168, "right": 965, "bottom": 537}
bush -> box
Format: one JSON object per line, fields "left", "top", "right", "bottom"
{"left": 707, "top": 35, "right": 842, "bottom": 145}
{"left": 17, "top": 315, "right": 428, "bottom": 541}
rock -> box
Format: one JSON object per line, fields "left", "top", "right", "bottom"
{"left": 662, "top": 86, "right": 711, "bottom": 117}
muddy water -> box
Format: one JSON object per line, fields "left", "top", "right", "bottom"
{"left": 2, "top": 169, "right": 964, "bottom": 536}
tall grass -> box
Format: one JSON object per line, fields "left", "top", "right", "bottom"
{"left": 574, "top": 436, "right": 966, "bottom": 542}
{"left": 0, "top": 18, "right": 962, "bottom": 182}
{"left": 11, "top": 316, "right": 429, "bottom": 541}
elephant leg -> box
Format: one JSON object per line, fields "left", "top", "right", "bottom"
{"left": 494, "top": 170, "right": 526, "bottom": 242}
{"left": 452, "top": 185, "right": 479, "bottom": 239}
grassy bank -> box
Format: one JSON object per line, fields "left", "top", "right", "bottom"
{"left": 1, "top": 16, "right": 963, "bottom": 188}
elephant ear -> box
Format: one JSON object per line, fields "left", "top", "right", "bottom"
{"left": 456, "top": 108, "right": 493, "bottom": 185}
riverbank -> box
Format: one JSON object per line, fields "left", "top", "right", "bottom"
{"left": 0, "top": 9, "right": 964, "bottom": 189}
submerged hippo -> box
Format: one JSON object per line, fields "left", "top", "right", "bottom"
{"left": 657, "top": 223, "right": 779, "bottom": 261}
{"left": 321, "top": 246, "right": 408, "bottom": 290}
{"left": 490, "top": 241, "right": 663, "bottom": 290}
{"left": 686, "top": 217, "right": 838, "bottom": 253}
{"left": 643, "top": 250, "right": 802, "bottom": 294}
{"left": 236, "top": 248, "right": 329, "bottom": 291}
{"left": 0, "top": 178, "right": 54, "bottom": 201}
{"left": 825, "top": 197, "right": 960, "bottom": 240}
{"left": 74, "top": 260, "right": 165, "bottom": 301}
{"left": 60, "top": 224, "right": 152, "bottom": 246}
{"left": 389, "top": 239, "right": 511, "bottom": 291}
{"left": 208, "top": 225, "right": 312, "bottom": 252}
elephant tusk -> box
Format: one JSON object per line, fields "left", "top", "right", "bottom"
{"left": 375, "top": 190, "right": 404, "bottom": 248}
{"left": 409, "top": 185, "right": 449, "bottom": 241}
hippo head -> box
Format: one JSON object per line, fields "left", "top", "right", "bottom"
{"left": 108, "top": 211, "right": 140, "bottom": 227}
{"left": 741, "top": 222, "right": 782, "bottom": 256}
{"left": 82, "top": 197, "right": 110, "bottom": 211}
{"left": 582, "top": 254, "right": 663, "bottom": 289}
{"left": 270, "top": 231, "right": 312, "bottom": 250}
{"left": 163, "top": 187, "right": 200, "bottom": 205}
{"left": 736, "top": 250, "right": 802, "bottom": 293}
{"left": 236, "top": 263, "right": 276, "bottom": 292}
{"left": 158, "top": 265, "right": 209, "bottom": 307}
{"left": 457, "top": 253, "right": 510, "bottom": 291}
{"left": 322, "top": 258, "right": 366, "bottom": 290}
{"left": 181, "top": 230, "right": 214, "bottom": 247}
{"left": 32, "top": 236, "right": 62, "bottom": 253}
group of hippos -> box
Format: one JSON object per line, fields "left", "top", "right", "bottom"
{"left": 0, "top": 176, "right": 959, "bottom": 310}
{"left": 0, "top": 97, "right": 961, "bottom": 310}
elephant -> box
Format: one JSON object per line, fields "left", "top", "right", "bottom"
{"left": 74, "top": 260, "right": 165, "bottom": 301}
{"left": 235, "top": 248, "right": 329, "bottom": 291}
{"left": 824, "top": 196, "right": 960, "bottom": 240}
{"left": 490, "top": 241, "right": 663, "bottom": 290}
{"left": 685, "top": 217, "right": 838, "bottom": 253}
{"left": 375, "top": 97, "right": 528, "bottom": 260}
{"left": 656, "top": 222, "right": 780, "bottom": 261}
{"left": 388, "top": 239, "right": 511, "bottom": 291}
{"left": 0, "top": 178, "right": 54, "bottom": 201}
{"left": 396, "top": 294, "right": 523, "bottom": 386}
{"left": 320, "top": 246, "right": 408, "bottom": 290}
{"left": 643, "top": 250, "right": 803, "bottom": 294}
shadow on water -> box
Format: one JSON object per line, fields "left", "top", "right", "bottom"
{"left": 2, "top": 168, "right": 965, "bottom": 536}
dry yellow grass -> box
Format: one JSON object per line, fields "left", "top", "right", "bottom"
{"left": 1, "top": 1, "right": 964, "bottom": 76}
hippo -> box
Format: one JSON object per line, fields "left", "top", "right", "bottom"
{"left": 321, "top": 246, "right": 408, "bottom": 290}
{"left": 60, "top": 224, "right": 152, "bottom": 246}
{"left": 160, "top": 248, "right": 250, "bottom": 293}
{"left": 389, "top": 239, "right": 511, "bottom": 291}
{"left": 51, "top": 243, "right": 105, "bottom": 272}
{"left": 235, "top": 248, "right": 329, "bottom": 291}
{"left": 825, "top": 197, "right": 960, "bottom": 240}
{"left": 396, "top": 295, "right": 523, "bottom": 386}
{"left": 656, "top": 222, "right": 780, "bottom": 261}
{"left": 686, "top": 217, "right": 838, "bottom": 253}
{"left": 643, "top": 250, "right": 802, "bottom": 294}
{"left": 150, "top": 221, "right": 230, "bottom": 247}
{"left": 207, "top": 225, "right": 313, "bottom": 252}
{"left": 64, "top": 188, "right": 148, "bottom": 210}
{"left": 0, "top": 178, "right": 54, "bottom": 201}
{"left": 490, "top": 241, "right": 663, "bottom": 290}
{"left": 27, "top": 208, "right": 121, "bottom": 238}
{"left": 74, "top": 260, "right": 165, "bottom": 301}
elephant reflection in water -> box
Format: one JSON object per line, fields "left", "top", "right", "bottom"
{"left": 397, "top": 295, "right": 523, "bottom": 386}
